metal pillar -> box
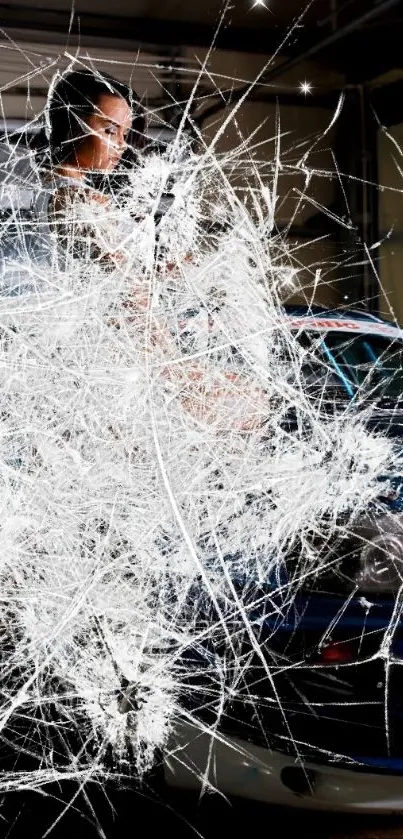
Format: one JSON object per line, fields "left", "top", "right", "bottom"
{"left": 334, "top": 87, "right": 379, "bottom": 311}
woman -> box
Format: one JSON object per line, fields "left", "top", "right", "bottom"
{"left": 31, "top": 68, "right": 268, "bottom": 431}
{"left": 31, "top": 69, "right": 145, "bottom": 270}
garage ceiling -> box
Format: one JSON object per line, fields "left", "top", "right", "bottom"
{"left": 0, "top": 0, "right": 334, "bottom": 27}
{"left": 1, "top": 0, "right": 403, "bottom": 128}
{"left": 0, "top": 0, "right": 400, "bottom": 294}
{"left": 0, "top": 0, "right": 402, "bottom": 83}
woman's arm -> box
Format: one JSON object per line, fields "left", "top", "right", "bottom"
{"left": 50, "top": 186, "right": 125, "bottom": 268}
{"left": 51, "top": 185, "right": 152, "bottom": 322}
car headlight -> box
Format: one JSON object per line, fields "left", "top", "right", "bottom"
{"left": 355, "top": 534, "right": 403, "bottom": 593}
{"left": 291, "top": 513, "right": 403, "bottom": 596}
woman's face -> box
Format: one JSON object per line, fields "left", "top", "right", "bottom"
{"left": 72, "top": 93, "right": 133, "bottom": 172}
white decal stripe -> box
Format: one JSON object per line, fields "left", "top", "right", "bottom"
{"left": 285, "top": 317, "right": 403, "bottom": 340}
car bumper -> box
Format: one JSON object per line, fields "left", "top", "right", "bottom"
{"left": 165, "top": 723, "right": 403, "bottom": 813}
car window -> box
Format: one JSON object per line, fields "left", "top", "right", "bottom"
{"left": 321, "top": 332, "right": 403, "bottom": 402}
{"left": 290, "top": 330, "right": 403, "bottom": 404}
{"left": 269, "top": 330, "right": 349, "bottom": 410}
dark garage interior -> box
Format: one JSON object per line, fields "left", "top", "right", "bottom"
{"left": 1, "top": 2, "right": 403, "bottom": 837}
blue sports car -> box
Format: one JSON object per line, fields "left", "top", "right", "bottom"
{"left": 165, "top": 306, "right": 403, "bottom": 813}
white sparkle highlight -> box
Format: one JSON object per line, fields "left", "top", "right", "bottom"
{"left": 299, "top": 80, "right": 313, "bottom": 96}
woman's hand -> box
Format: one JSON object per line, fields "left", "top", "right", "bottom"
{"left": 164, "top": 365, "right": 269, "bottom": 431}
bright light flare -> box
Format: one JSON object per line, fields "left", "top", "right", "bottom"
{"left": 299, "top": 80, "right": 313, "bottom": 96}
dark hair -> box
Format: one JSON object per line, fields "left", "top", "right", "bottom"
{"left": 33, "top": 69, "right": 145, "bottom": 167}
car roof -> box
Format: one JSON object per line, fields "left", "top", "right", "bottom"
{"left": 282, "top": 305, "right": 403, "bottom": 340}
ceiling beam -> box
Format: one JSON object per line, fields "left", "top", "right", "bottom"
{"left": 343, "top": 28, "right": 403, "bottom": 83}
{"left": 0, "top": 3, "right": 301, "bottom": 55}
{"left": 1, "top": 84, "right": 340, "bottom": 111}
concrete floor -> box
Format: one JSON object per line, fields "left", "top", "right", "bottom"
{"left": 170, "top": 794, "right": 403, "bottom": 839}
{"left": 3, "top": 787, "right": 403, "bottom": 839}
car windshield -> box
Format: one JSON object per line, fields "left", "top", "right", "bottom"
{"left": 296, "top": 330, "right": 403, "bottom": 405}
